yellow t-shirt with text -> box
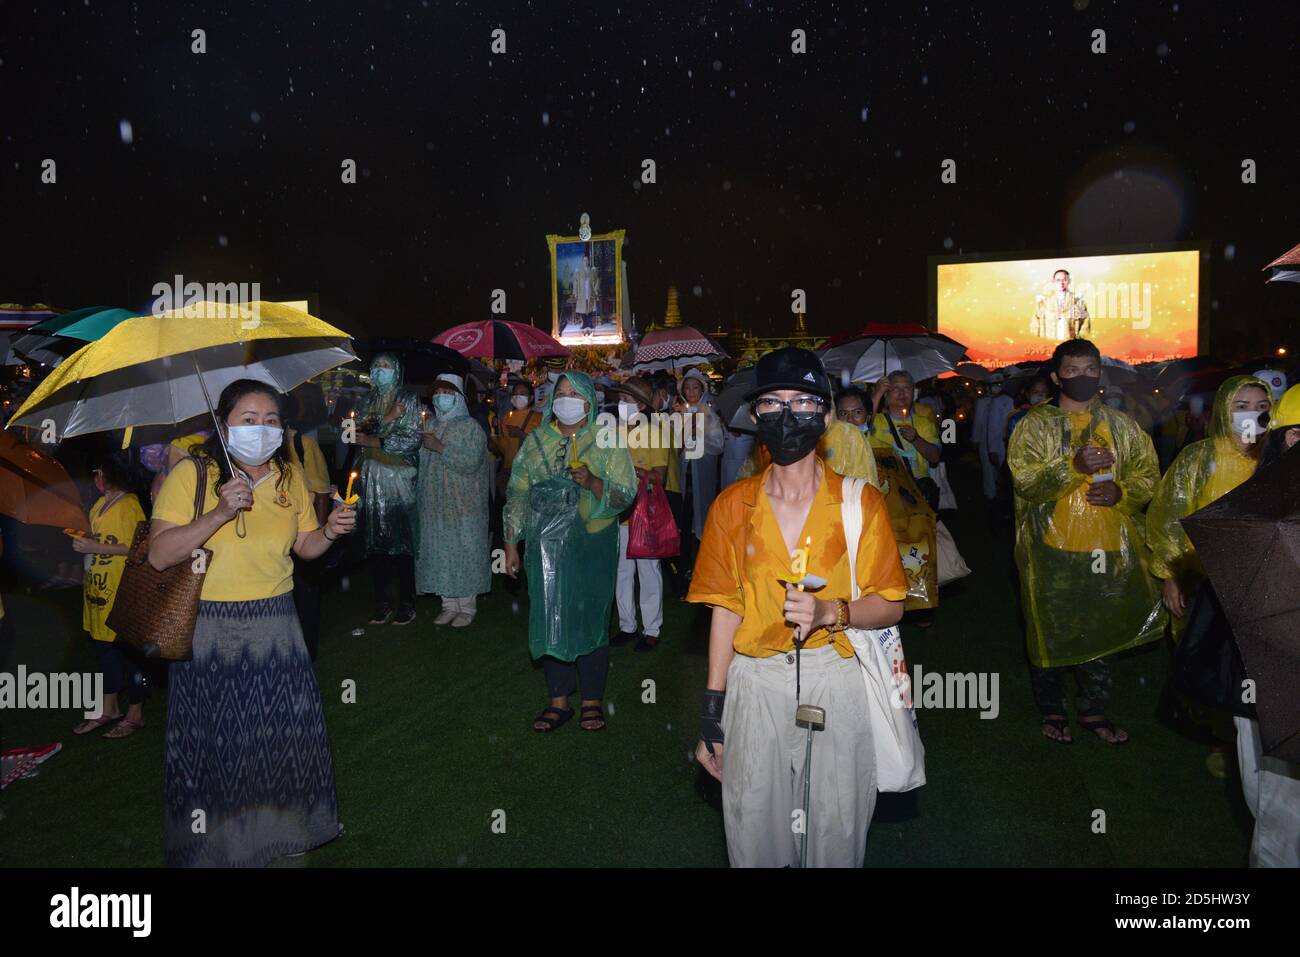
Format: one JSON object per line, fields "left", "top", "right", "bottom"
{"left": 83, "top": 493, "right": 147, "bottom": 641}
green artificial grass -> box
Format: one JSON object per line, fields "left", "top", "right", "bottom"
{"left": 0, "top": 466, "right": 1252, "bottom": 867}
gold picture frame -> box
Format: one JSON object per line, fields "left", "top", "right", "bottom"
{"left": 546, "top": 229, "right": 626, "bottom": 345}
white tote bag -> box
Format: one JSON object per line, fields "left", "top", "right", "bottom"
{"left": 935, "top": 519, "right": 971, "bottom": 586}
{"left": 841, "top": 476, "right": 927, "bottom": 793}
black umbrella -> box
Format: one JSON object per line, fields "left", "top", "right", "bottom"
{"left": 1183, "top": 449, "right": 1300, "bottom": 762}
{"left": 354, "top": 337, "right": 468, "bottom": 383}
{"left": 714, "top": 367, "right": 758, "bottom": 432}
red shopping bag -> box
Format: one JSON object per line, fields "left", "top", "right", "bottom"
{"left": 627, "top": 472, "right": 680, "bottom": 559}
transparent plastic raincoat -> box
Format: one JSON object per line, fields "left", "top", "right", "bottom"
{"left": 415, "top": 390, "right": 491, "bottom": 598}
{"left": 356, "top": 353, "right": 423, "bottom": 555}
{"left": 503, "top": 372, "right": 637, "bottom": 662}
{"left": 1008, "top": 396, "right": 1164, "bottom": 667}
{"left": 1146, "top": 375, "right": 1270, "bottom": 636}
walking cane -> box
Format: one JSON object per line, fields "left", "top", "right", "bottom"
{"left": 789, "top": 542, "right": 826, "bottom": 869}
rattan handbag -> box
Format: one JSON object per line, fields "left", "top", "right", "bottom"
{"left": 107, "top": 456, "right": 213, "bottom": 660}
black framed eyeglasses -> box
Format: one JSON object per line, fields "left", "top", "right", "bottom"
{"left": 751, "top": 395, "right": 827, "bottom": 420}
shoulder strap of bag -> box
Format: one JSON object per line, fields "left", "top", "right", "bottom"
{"left": 188, "top": 455, "right": 207, "bottom": 521}
{"left": 840, "top": 475, "right": 866, "bottom": 602}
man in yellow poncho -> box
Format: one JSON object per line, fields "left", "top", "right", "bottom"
{"left": 1146, "top": 374, "right": 1272, "bottom": 776}
{"left": 1008, "top": 339, "right": 1164, "bottom": 745}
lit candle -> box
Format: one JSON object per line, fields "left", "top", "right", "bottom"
{"left": 569, "top": 434, "right": 580, "bottom": 469}
{"left": 345, "top": 470, "right": 358, "bottom": 502}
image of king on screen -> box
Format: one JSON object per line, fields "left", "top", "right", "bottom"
{"left": 1031, "top": 268, "right": 1090, "bottom": 341}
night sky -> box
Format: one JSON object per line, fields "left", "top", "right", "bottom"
{"left": 2, "top": 0, "right": 1297, "bottom": 354}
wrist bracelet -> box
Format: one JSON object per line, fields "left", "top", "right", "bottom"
{"left": 323, "top": 529, "right": 337, "bottom": 541}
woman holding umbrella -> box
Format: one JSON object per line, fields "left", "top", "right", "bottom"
{"left": 502, "top": 372, "right": 637, "bottom": 732}
{"left": 148, "top": 378, "right": 356, "bottom": 867}
{"left": 352, "top": 352, "right": 423, "bottom": 626}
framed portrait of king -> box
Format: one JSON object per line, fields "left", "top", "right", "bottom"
{"left": 547, "top": 229, "right": 626, "bottom": 346}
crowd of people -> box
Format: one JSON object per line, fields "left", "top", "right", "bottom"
{"left": 1, "top": 335, "right": 1297, "bottom": 869}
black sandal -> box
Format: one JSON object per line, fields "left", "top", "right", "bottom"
{"left": 532, "top": 707, "right": 574, "bottom": 733}
{"left": 1040, "top": 715, "right": 1072, "bottom": 744}
{"left": 579, "top": 704, "right": 606, "bottom": 732}
{"left": 1079, "top": 715, "right": 1129, "bottom": 745}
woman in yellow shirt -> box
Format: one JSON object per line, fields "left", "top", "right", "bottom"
{"left": 148, "top": 378, "right": 356, "bottom": 867}
{"left": 688, "top": 348, "right": 907, "bottom": 868}
{"left": 71, "top": 452, "right": 147, "bottom": 738}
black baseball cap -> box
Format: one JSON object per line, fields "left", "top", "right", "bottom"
{"left": 744, "top": 347, "right": 834, "bottom": 402}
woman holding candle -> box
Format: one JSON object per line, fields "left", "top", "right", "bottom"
{"left": 688, "top": 348, "right": 908, "bottom": 867}
{"left": 415, "top": 373, "right": 491, "bottom": 626}
{"left": 352, "top": 352, "right": 423, "bottom": 626}
{"left": 502, "top": 372, "right": 637, "bottom": 732}
{"left": 147, "top": 378, "right": 356, "bottom": 867}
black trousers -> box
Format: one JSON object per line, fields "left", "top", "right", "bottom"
{"left": 664, "top": 489, "right": 697, "bottom": 598}
{"left": 370, "top": 553, "right": 415, "bottom": 613}
{"left": 89, "top": 637, "right": 147, "bottom": 705}
{"left": 541, "top": 646, "right": 610, "bottom": 700}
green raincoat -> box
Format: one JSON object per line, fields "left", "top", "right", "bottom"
{"left": 1146, "top": 375, "right": 1271, "bottom": 637}
{"left": 1008, "top": 395, "right": 1164, "bottom": 667}
{"left": 356, "top": 352, "right": 423, "bottom": 555}
{"left": 503, "top": 372, "right": 637, "bottom": 662}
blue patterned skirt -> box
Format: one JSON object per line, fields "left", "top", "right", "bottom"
{"left": 164, "top": 593, "right": 340, "bottom": 867}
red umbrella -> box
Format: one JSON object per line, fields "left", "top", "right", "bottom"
{"left": 433, "top": 320, "right": 568, "bottom": 361}
{"left": 628, "top": 326, "right": 728, "bottom": 372}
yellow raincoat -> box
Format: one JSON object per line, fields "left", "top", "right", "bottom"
{"left": 1008, "top": 396, "right": 1164, "bottom": 667}
{"left": 1146, "top": 375, "right": 1270, "bottom": 637}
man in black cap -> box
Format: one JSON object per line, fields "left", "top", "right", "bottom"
{"left": 687, "top": 348, "right": 908, "bottom": 867}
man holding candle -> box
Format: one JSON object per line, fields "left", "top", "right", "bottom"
{"left": 688, "top": 348, "right": 908, "bottom": 867}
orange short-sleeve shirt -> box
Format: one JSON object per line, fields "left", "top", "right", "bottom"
{"left": 687, "top": 463, "right": 907, "bottom": 658}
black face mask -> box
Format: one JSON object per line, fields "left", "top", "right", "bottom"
{"left": 755, "top": 409, "right": 825, "bottom": 466}
{"left": 1058, "top": 374, "right": 1101, "bottom": 403}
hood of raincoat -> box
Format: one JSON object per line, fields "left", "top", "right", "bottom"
{"left": 364, "top": 351, "right": 406, "bottom": 415}
{"left": 1208, "top": 374, "right": 1272, "bottom": 446}
{"left": 433, "top": 391, "right": 469, "bottom": 420}
{"left": 542, "top": 371, "right": 599, "bottom": 429}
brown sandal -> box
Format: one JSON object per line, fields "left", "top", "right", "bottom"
{"left": 73, "top": 714, "right": 120, "bottom": 735}
{"left": 103, "top": 718, "right": 144, "bottom": 739}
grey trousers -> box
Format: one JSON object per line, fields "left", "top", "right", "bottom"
{"left": 722, "top": 644, "right": 877, "bottom": 868}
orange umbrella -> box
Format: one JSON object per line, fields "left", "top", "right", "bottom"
{"left": 0, "top": 430, "right": 87, "bottom": 532}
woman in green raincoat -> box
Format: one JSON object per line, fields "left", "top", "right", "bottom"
{"left": 353, "top": 352, "right": 423, "bottom": 625}
{"left": 502, "top": 372, "right": 637, "bottom": 732}
{"left": 1146, "top": 374, "right": 1272, "bottom": 774}
{"left": 1007, "top": 339, "right": 1164, "bottom": 744}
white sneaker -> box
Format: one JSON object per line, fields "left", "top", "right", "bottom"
{"left": 433, "top": 602, "right": 458, "bottom": 625}
{"left": 451, "top": 613, "right": 475, "bottom": 628}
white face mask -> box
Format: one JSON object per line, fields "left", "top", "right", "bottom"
{"left": 511, "top": 395, "right": 530, "bottom": 409}
{"left": 618, "top": 401, "right": 639, "bottom": 420}
{"left": 1232, "top": 410, "right": 1264, "bottom": 441}
{"left": 595, "top": 391, "right": 606, "bottom": 405}
{"left": 552, "top": 396, "right": 588, "bottom": 425}
{"left": 226, "top": 424, "right": 283, "bottom": 466}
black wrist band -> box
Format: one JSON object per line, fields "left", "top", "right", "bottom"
{"left": 323, "top": 529, "right": 336, "bottom": 541}
{"left": 701, "top": 689, "right": 725, "bottom": 754}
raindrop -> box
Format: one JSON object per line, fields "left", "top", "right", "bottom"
{"left": 860, "top": 106, "right": 869, "bottom": 122}
{"left": 943, "top": 237, "right": 954, "bottom": 250}
{"left": 1123, "top": 120, "right": 1136, "bottom": 133}
{"left": 712, "top": 59, "right": 722, "bottom": 71}
{"left": 217, "top": 234, "right": 229, "bottom": 248}
{"left": 1156, "top": 42, "right": 1170, "bottom": 58}
{"left": 921, "top": 74, "right": 928, "bottom": 85}
{"left": 722, "top": 180, "right": 731, "bottom": 191}
{"left": 692, "top": 285, "right": 703, "bottom": 297}
{"left": 541, "top": 111, "right": 550, "bottom": 127}
{"left": 118, "top": 119, "right": 133, "bottom": 144}
{"left": 1224, "top": 244, "right": 1236, "bottom": 261}
{"left": 250, "top": 111, "right": 261, "bottom": 124}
